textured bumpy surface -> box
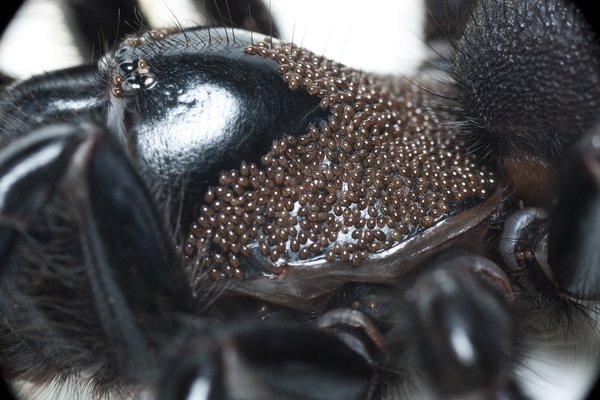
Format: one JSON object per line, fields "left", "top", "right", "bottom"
{"left": 185, "top": 37, "right": 497, "bottom": 279}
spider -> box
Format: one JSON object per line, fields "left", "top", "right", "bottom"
{"left": 0, "top": 0, "right": 599, "bottom": 399}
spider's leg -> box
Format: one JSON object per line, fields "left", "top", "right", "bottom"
{"left": 0, "top": 376, "right": 16, "bottom": 400}
{"left": 0, "top": 125, "right": 87, "bottom": 263}
{"left": 493, "top": 124, "right": 600, "bottom": 396}
{"left": 2, "top": 0, "right": 280, "bottom": 81}
{"left": 199, "top": 0, "right": 280, "bottom": 36}
{"left": 496, "top": 124, "right": 600, "bottom": 304}
{"left": 423, "top": 0, "right": 472, "bottom": 48}
{"left": 158, "top": 323, "right": 377, "bottom": 400}
{"left": 401, "top": 255, "right": 527, "bottom": 399}
{"left": 546, "top": 125, "right": 600, "bottom": 302}
{"left": 61, "top": 0, "right": 280, "bottom": 53}
{"left": 60, "top": 123, "right": 194, "bottom": 377}
{"left": 46, "top": 0, "right": 277, "bottom": 58}
{"left": 0, "top": 122, "right": 192, "bottom": 387}
{"left": 0, "top": 121, "right": 376, "bottom": 398}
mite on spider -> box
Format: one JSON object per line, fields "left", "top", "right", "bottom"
{"left": 0, "top": 0, "right": 599, "bottom": 399}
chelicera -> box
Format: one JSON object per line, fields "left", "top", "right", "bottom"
{"left": 0, "top": 0, "right": 599, "bottom": 399}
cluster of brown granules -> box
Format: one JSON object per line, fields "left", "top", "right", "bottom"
{"left": 184, "top": 38, "right": 496, "bottom": 279}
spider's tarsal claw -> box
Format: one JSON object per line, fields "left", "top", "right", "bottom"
{"left": 549, "top": 126, "right": 600, "bottom": 303}
{"left": 405, "top": 257, "right": 526, "bottom": 399}
{"left": 0, "top": 124, "right": 87, "bottom": 265}
{"left": 159, "top": 326, "right": 376, "bottom": 400}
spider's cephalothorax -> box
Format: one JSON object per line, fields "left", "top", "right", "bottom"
{"left": 0, "top": 0, "right": 599, "bottom": 399}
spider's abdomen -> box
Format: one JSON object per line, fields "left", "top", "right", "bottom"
{"left": 452, "top": 0, "right": 600, "bottom": 205}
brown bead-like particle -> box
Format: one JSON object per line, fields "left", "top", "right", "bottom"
{"left": 185, "top": 37, "right": 496, "bottom": 278}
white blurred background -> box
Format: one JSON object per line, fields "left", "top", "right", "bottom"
{"left": 0, "top": 0, "right": 426, "bottom": 78}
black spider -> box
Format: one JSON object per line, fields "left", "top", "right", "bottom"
{"left": 0, "top": 0, "right": 599, "bottom": 399}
